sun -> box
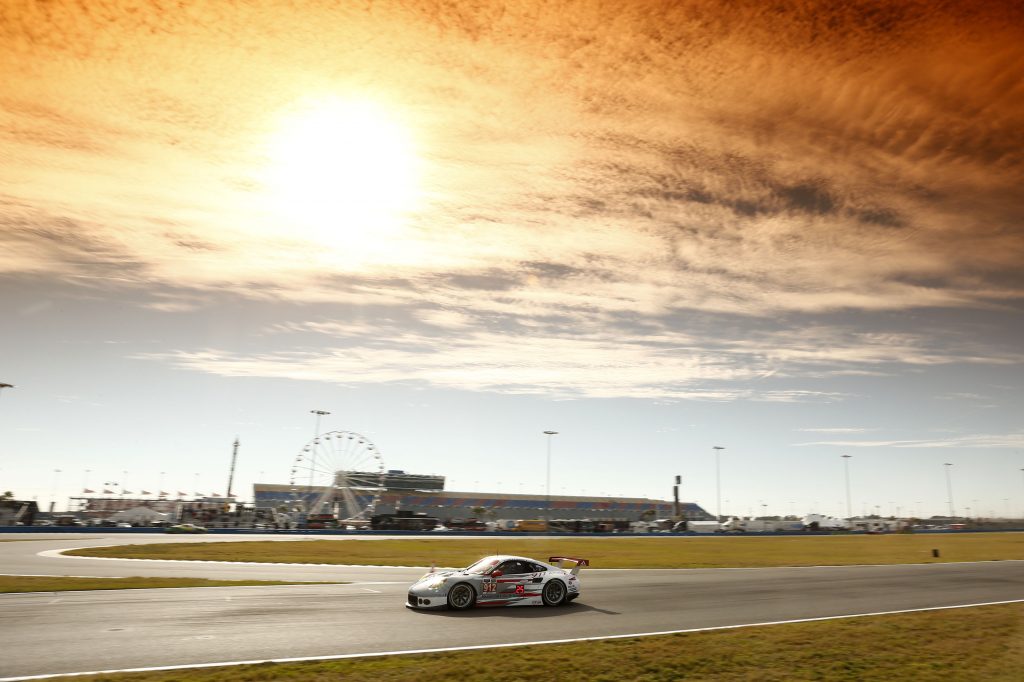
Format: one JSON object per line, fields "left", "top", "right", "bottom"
{"left": 262, "top": 98, "right": 420, "bottom": 246}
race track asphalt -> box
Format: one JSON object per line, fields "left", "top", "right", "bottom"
{"left": 1, "top": 533, "right": 1022, "bottom": 679}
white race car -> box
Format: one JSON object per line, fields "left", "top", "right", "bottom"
{"left": 406, "top": 554, "right": 588, "bottom": 610}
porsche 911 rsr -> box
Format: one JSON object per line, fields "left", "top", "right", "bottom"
{"left": 165, "top": 523, "right": 207, "bottom": 534}
{"left": 406, "top": 555, "right": 588, "bottom": 610}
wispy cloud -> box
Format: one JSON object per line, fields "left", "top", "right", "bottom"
{"left": 137, "top": 329, "right": 763, "bottom": 400}
{"left": 796, "top": 433, "right": 1024, "bottom": 449}
{"left": 132, "top": 313, "right": 1017, "bottom": 400}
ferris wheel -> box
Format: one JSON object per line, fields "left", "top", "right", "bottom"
{"left": 289, "top": 430, "right": 386, "bottom": 521}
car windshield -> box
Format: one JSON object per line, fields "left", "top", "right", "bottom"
{"left": 464, "top": 557, "right": 501, "bottom": 575}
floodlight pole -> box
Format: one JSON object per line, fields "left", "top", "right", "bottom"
{"left": 226, "top": 437, "right": 240, "bottom": 500}
{"left": 841, "top": 454, "right": 852, "bottom": 520}
{"left": 712, "top": 446, "right": 725, "bottom": 523}
{"left": 309, "top": 410, "right": 330, "bottom": 489}
{"left": 544, "top": 431, "right": 558, "bottom": 530}
{"left": 310, "top": 410, "right": 330, "bottom": 438}
{"left": 50, "top": 469, "right": 61, "bottom": 513}
{"left": 944, "top": 463, "right": 956, "bottom": 518}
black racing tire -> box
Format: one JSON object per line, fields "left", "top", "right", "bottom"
{"left": 447, "top": 582, "right": 476, "bottom": 610}
{"left": 542, "top": 579, "right": 567, "bottom": 606}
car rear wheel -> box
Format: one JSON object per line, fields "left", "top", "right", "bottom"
{"left": 447, "top": 583, "right": 476, "bottom": 610}
{"left": 542, "top": 579, "right": 567, "bottom": 606}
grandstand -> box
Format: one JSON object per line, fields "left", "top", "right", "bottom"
{"left": 253, "top": 481, "right": 712, "bottom": 522}
{"left": 71, "top": 496, "right": 183, "bottom": 516}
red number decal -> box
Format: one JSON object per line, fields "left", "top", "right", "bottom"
{"left": 515, "top": 584, "right": 525, "bottom": 595}
{"left": 483, "top": 582, "right": 496, "bottom": 593}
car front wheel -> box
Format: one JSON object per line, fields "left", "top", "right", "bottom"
{"left": 542, "top": 579, "right": 567, "bottom": 606}
{"left": 447, "top": 583, "right": 476, "bottom": 610}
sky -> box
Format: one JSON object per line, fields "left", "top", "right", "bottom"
{"left": 2, "top": 0, "right": 1023, "bottom": 520}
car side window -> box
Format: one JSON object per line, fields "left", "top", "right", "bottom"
{"left": 529, "top": 563, "right": 548, "bottom": 573}
{"left": 502, "top": 561, "right": 529, "bottom": 575}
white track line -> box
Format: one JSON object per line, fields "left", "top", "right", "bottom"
{"left": 0, "top": 574, "right": 120, "bottom": 579}
{"left": 2, "top": 598, "right": 1022, "bottom": 681}
{"left": 37, "top": 547, "right": 442, "bottom": 569}
{"left": 0, "top": 582, "right": 403, "bottom": 597}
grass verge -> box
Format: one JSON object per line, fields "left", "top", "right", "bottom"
{"left": 65, "top": 532, "right": 1024, "bottom": 568}
{"left": 0, "top": 575, "right": 342, "bottom": 593}
{"left": 51, "top": 602, "right": 1024, "bottom": 681}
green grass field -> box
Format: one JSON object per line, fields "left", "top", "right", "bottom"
{"left": 65, "top": 532, "right": 1024, "bottom": 568}
{"left": 0, "top": 575, "right": 342, "bottom": 593}
{"left": 48, "top": 602, "right": 1024, "bottom": 681}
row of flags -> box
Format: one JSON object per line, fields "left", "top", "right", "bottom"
{"left": 81, "top": 488, "right": 236, "bottom": 497}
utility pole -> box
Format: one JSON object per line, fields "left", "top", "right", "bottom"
{"left": 226, "top": 437, "right": 240, "bottom": 500}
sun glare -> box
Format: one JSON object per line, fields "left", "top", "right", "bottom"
{"left": 263, "top": 98, "right": 420, "bottom": 248}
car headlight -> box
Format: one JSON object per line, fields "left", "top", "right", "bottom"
{"left": 419, "top": 576, "right": 448, "bottom": 591}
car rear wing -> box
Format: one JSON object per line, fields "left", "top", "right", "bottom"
{"left": 549, "top": 556, "right": 590, "bottom": 575}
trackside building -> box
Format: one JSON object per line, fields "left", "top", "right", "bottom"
{"left": 253, "top": 472, "right": 712, "bottom": 522}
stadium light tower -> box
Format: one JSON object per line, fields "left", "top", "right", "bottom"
{"left": 944, "top": 463, "right": 956, "bottom": 518}
{"left": 309, "top": 410, "right": 331, "bottom": 489}
{"left": 841, "top": 454, "right": 853, "bottom": 519}
{"left": 543, "top": 431, "right": 558, "bottom": 529}
{"left": 310, "top": 409, "right": 330, "bottom": 437}
{"left": 50, "top": 469, "right": 61, "bottom": 513}
{"left": 712, "top": 446, "right": 725, "bottom": 523}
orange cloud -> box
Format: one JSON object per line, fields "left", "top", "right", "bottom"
{"left": 1, "top": 0, "right": 1021, "bottom": 322}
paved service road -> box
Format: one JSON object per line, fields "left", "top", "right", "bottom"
{"left": 1, "top": 533, "right": 426, "bottom": 583}
{"left": 1, "top": 535, "right": 1022, "bottom": 679}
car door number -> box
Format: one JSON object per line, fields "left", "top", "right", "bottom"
{"left": 482, "top": 582, "right": 496, "bottom": 593}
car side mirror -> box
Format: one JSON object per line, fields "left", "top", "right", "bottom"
{"left": 491, "top": 570, "right": 503, "bottom": 577}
